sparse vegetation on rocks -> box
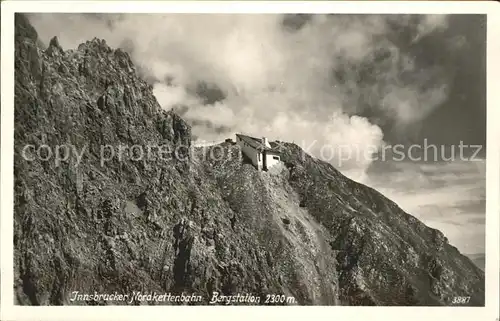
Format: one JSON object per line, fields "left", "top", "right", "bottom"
{"left": 14, "top": 13, "right": 484, "bottom": 306}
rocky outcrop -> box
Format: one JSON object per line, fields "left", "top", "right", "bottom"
{"left": 278, "top": 143, "right": 484, "bottom": 305}
{"left": 13, "top": 13, "right": 484, "bottom": 306}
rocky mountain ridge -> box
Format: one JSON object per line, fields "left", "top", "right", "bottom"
{"left": 13, "top": 13, "right": 484, "bottom": 306}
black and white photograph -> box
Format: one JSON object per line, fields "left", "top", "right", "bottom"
{"left": 1, "top": 1, "right": 499, "bottom": 320}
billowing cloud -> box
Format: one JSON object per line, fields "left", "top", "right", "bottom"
{"left": 28, "top": 13, "right": 450, "bottom": 176}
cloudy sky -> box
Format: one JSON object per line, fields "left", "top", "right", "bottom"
{"left": 26, "top": 13, "right": 486, "bottom": 261}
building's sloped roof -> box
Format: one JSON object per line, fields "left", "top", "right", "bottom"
{"left": 236, "top": 134, "right": 280, "bottom": 153}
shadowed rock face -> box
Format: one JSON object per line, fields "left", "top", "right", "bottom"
{"left": 13, "top": 13, "right": 484, "bottom": 306}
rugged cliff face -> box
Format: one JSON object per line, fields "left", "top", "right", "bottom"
{"left": 13, "top": 13, "right": 484, "bottom": 306}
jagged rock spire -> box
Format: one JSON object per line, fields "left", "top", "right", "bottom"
{"left": 46, "top": 36, "right": 63, "bottom": 56}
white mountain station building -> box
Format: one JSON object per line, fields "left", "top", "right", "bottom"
{"left": 236, "top": 134, "right": 281, "bottom": 171}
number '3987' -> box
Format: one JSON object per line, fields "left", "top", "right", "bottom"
{"left": 452, "top": 296, "right": 471, "bottom": 304}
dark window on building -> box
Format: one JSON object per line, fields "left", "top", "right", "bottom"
{"left": 273, "top": 156, "right": 280, "bottom": 160}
